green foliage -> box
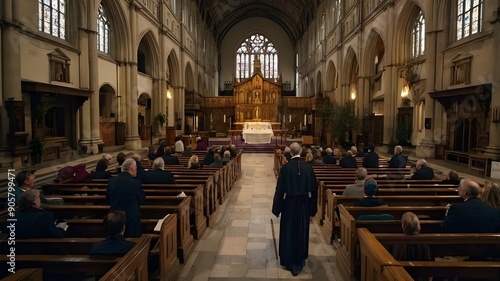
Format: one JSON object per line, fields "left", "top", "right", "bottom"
{"left": 154, "top": 113, "right": 167, "bottom": 126}
{"left": 332, "top": 101, "right": 359, "bottom": 142}
{"left": 396, "top": 122, "right": 411, "bottom": 145}
{"left": 29, "top": 138, "right": 45, "bottom": 156}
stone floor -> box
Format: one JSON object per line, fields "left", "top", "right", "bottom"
{"left": 177, "top": 153, "right": 343, "bottom": 281}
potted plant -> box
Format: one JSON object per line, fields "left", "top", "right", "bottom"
{"left": 154, "top": 113, "right": 167, "bottom": 126}
{"left": 29, "top": 138, "right": 45, "bottom": 164}
{"left": 316, "top": 100, "right": 335, "bottom": 146}
{"left": 332, "top": 101, "right": 359, "bottom": 148}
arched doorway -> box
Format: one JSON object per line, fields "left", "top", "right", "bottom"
{"left": 99, "top": 84, "right": 118, "bottom": 145}
{"left": 138, "top": 93, "right": 152, "bottom": 142}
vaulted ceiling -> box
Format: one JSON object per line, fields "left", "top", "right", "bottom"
{"left": 196, "top": 0, "right": 320, "bottom": 47}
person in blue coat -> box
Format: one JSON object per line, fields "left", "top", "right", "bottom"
{"left": 142, "top": 157, "right": 176, "bottom": 184}
{"left": 388, "top": 145, "right": 407, "bottom": 168}
{"left": 106, "top": 159, "right": 146, "bottom": 237}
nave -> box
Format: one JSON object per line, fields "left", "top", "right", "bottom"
{"left": 177, "top": 153, "right": 343, "bottom": 281}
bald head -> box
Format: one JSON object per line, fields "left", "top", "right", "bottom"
{"left": 459, "top": 179, "right": 481, "bottom": 198}
{"left": 290, "top": 142, "right": 302, "bottom": 156}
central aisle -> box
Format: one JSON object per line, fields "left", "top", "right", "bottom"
{"left": 177, "top": 153, "right": 343, "bottom": 280}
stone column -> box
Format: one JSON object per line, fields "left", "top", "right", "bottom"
{"left": 125, "top": 2, "right": 141, "bottom": 150}
{"left": 87, "top": 0, "right": 103, "bottom": 153}
{"left": 484, "top": 8, "right": 500, "bottom": 160}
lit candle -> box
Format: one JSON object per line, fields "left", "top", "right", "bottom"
{"left": 224, "top": 114, "right": 226, "bottom": 123}
{"left": 289, "top": 115, "right": 291, "bottom": 122}
{"left": 304, "top": 114, "right": 307, "bottom": 125}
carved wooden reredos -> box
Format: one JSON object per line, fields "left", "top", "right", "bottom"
{"left": 233, "top": 72, "right": 282, "bottom": 122}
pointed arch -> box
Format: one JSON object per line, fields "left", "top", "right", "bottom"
{"left": 136, "top": 29, "right": 161, "bottom": 77}
{"left": 344, "top": 47, "right": 359, "bottom": 101}
{"left": 326, "top": 60, "right": 337, "bottom": 100}
{"left": 395, "top": 2, "right": 425, "bottom": 64}
{"left": 185, "top": 63, "right": 194, "bottom": 92}
{"left": 98, "top": 0, "right": 130, "bottom": 60}
{"left": 167, "top": 50, "right": 180, "bottom": 87}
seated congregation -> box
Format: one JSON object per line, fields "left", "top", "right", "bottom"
{"left": 0, "top": 138, "right": 242, "bottom": 280}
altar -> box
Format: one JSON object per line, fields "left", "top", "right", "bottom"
{"left": 242, "top": 122, "right": 274, "bottom": 144}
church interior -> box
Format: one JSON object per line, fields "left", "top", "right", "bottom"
{"left": 1, "top": 0, "right": 500, "bottom": 168}
{"left": 1, "top": 0, "right": 500, "bottom": 280}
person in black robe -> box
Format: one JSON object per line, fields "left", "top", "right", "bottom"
{"left": 272, "top": 142, "right": 318, "bottom": 276}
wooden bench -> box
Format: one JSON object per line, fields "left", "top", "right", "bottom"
{"left": 0, "top": 268, "right": 43, "bottom": 281}
{"left": 336, "top": 205, "right": 447, "bottom": 281}
{"left": 445, "top": 150, "right": 493, "bottom": 176}
{"left": 321, "top": 193, "right": 462, "bottom": 244}
{"left": 42, "top": 201, "right": 193, "bottom": 263}
{"left": 0, "top": 235, "right": 151, "bottom": 281}
{"left": 359, "top": 228, "right": 500, "bottom": 281}
{"left": 315, "top": 180, "right": 456, "bottom": 225}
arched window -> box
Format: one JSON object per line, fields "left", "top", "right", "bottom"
{"left": 457, "top": 0, "right": 483, "bottom": 40}
{"left": 97, "top": 4, "right": 110, "bottom": 53}
{"left": 236, "top": 34, "right": 278, "bottom": 79}
{"left": 39, "top": 0, "right": 66, "bottom": 39}
{"left": 411, "top": 10, "right": 425, "bottom": 58}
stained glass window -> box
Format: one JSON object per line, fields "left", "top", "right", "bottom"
{"left": 236, "top": 34, "right": 278, "bottom": 79}
{"left": 411, "top": 11, "right": 425, "bottom": 58}
{"left": 97, "top": 4, "right": 110, "bottom": 53}
{"left": 457, "top": 0, "right": 482, "bottom": 40}
{"left": 39, "top": 0, "right": 65, "bottom": 39}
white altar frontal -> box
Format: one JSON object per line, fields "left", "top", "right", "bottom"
{"left": 242, "top": 122, "right": 274, "bottom": 144}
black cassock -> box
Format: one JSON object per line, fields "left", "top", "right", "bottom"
{"left": 272, "top": 157, "right": 318, "bottom": 270}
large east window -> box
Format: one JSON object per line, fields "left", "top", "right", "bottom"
{"left": 39, "top": 0, "right": 66, "bottom": 39}
{"left": 457, "top": 0, "right": 483, "bottom": 40}
{"left": 411, "top": 10, "right": 425, "bottom": 58}
{"left": 97, "top": 4, "right": 110, "bottom": 53}
{"left": 236, "top": 34, "right": 278, "bottom": 79}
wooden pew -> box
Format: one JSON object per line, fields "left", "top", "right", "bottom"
{"left": 357, "top": 228, "right": 412, "bottom": 281}
{"left": 336, "top": 204, "right": 447, "bottom": 281}
{"left": 321, "top": 193, "right": 462, "bottom": 244}
{"left": 42, "top": 201, "right": 194, "bottom": 264}
{"left": 45, "top": 183, "right": 206, "bottom": 240}
{"left": 359, "top": 228, "right": 500, "bottom": 281}
{"left": 315, "top": 180, "right": 457, "bottom": 225}
{"left": 0, "top": 235, "right": 151, "bottom": 281}
{"left": 0, "top": 268, "right": 43, "bottom": 281}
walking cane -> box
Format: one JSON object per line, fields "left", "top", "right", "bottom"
{"left": 270, "top": 218, "right": 278, "bottom": 260}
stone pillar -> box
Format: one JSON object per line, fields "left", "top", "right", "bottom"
{"left": 125, "top": 2, "right": 141, "bottom": 150}
{"left": 87, "top": 0, "right": 103, "bottom": 153}
{"left": 483, "top": 8, "right": 500, "bottom": 160}
{"left": 1, "top": 0, "right": 23, "bottom": 167}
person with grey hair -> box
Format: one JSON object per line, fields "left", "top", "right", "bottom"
{"left": 442, "top": 179, "right": 500, "bottom": 233}
{"left": 272, "top": 142, "right": 318, "bottom": 276}
{"left": 107, "top": 158, "right": 145, "bottom": 237}
{"left": 142, "top": 157, "right": 176, "bottom": 184}
{"left": 342, "top": 168, "right": 368, "bottom": 196}
{"left": 283, "top": 146, "right": 292, "bottom": 162}
{"left": 410, "top": 159, "right": 434, "bottom": 180}
{"left": 388, "top": 145, "right": 407, "bottom": 168}
{"left": 14, "top": 189, "right": 67, "bottom": 238}
{"left": 340, "top": 150, "right": 358, "bottom": 168}
{"left": 323, "top": 148, "right": 337, "bottom": 165}
{"left": 210, "top": 153, "right": 223, "bottom": 168}
{"left": 221, "top": 150, "right": 231, "bottom": 166}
